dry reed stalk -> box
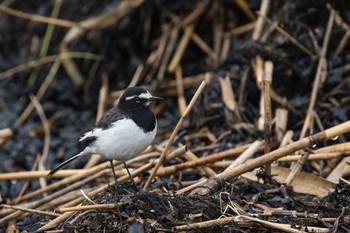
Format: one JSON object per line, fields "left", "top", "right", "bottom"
{"left": 189, "top": 140, "right": 262, "bottom": 195}
{"left": 328, "top": 4, "right": 350, "bottom": 55}
{"left": 0, "top": 5, "right": 76, "bottom": 28}
{"left": 0, "top": 128, "right": 14, "bottom": 140}
{"left": 175, "top": 66, "right": 187, "bottom": 114}
{"left": 326, "top": 157, "right": 350, "bottom": 183}
{"left": 241, "top": 215, "right": 328, "bottom": 233}
{"left": 143, "top": 81, "right": 206, "bottom": 190}
{"left": 172, "top": 216, "right": 244, "bottom": 232}
{"left": 84, "top": 74, "right": 109, "bottom": 169}
{"left": 40, "top": 189, "right": 92, "bottom": 211}
{"left": 212, "top": 4, "right": 223, "bottom": 63}
{"left": 233, "top": 0, "right": 256, "bottom": 21}
{"left": 279, "top": 152, "right": 350, "bottom": 162}
{"left": 110, "top": 72, "right": 211, "bottom": 99}
{"left": 286, "top": 8, "right": 335, "bottom": 185}
{"left": 260, "top": 14, "right": 314, "bottom": 57}
{"left": 225, "top": 21, "right": 256, "bottom": 37}
{"left": 144, "top": 24, "right": 170, "bottom": 79}
{"left": 315, "top": 141, "right": 350, "bottom": 153}
{"left": 190, "top": 32, "right": 217, "bottom": 61}
{"left": 0, "top": 161, "right": 135, "bottom": 181}
{"left": 275, "top": 109, "right": 288, "bottom": 142}
{"left": 219, "top": 76, "right": 242, "bottom": 123}
{"left": 157, "top": 26, "right": 179, "bottom": 80}
{"left": 58, "top": 203, "right": 122, "bottom": 212}
{"left": 168, "top": 24, "right": 195, "bottom": 73}
{"left": 0, "top": 52, "right": 101, "bottom": 81}
{"left": 16, "top": 59, "right": 61, "bottom": 126}
{"left": 263, "top": 61, "right": 273, "bottom": 177}
{"left": 255, "top": 55, "right": 265, "bottom": 131}
{"left": 13, "top": 154, "right": 41, "bottom": 205}
{"left": 179, "top": 0, "right": 209, "bottom": 27}
{"left": 36, "top": 212, "right": 74, "bottom": 232}
{"left": 252, "top": 0, "right": 269, "bottom": 41}
{"left": 156, "top": 143, "right": 266, "bottom": 177}
{"left": 279, "top": 130, "right": 294, "bottom": 148}
{"left": 60, "top": 0, "right": 145, "bottom": 86}
{"left": 184, "top": 148, "right": 216, "bottom": 177}
{"left": 225, "top": 141, "right": 263, "bottom": 171}
{"left": 177, "top": 120, "right": 350, "bottom": 195}
{"left": 0, "top": 204, "right": 59, "bottom": 217}
{"left": 210, "top": 151, "right": 350, "bottom": 167}
{"left": 219, "top": 37, "right": 231, "bottom": 62}
{"left": 0, "top": 170, "right": 107, "bottom": 225}
{"left": 29, "top": 95, "right": 51, "bottom": 190}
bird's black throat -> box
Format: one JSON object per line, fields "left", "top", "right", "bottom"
{"left": 128, "top": 109, "right": 156, "bottom": 133}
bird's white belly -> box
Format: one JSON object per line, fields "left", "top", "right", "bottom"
{"left": 88, "top": 118, "right": 156, "bottom": 161}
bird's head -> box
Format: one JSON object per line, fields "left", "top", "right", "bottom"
{"left": 118, "top": 87, "right": 163, "bottom": 112}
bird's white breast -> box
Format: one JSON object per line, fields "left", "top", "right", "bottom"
{"left": 83, "top": 118, "right": 156, "bottom": 161}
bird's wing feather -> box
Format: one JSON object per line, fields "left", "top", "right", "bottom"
{"left": 95, "top": 108, "right": 126, "bottom": 129}
{"left": 79, "top": 108, "right": 125, "bottom": 147}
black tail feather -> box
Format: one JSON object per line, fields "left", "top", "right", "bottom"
{"left": 48, "top": 152, "right": 85, "bottom": 177}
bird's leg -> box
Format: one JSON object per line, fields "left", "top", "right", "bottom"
{"left": 109, "top": 160, "right": 121, "bottom": 193}
{"left": 109, "top": 160, "right": 123, "bottom": 224}
{"left": 124, "top": 162, "right": 139, "bottom": 191}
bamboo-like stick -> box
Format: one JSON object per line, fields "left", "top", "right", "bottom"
{"left": 172, "top": 216, "right": 243, "bottom": 232}
{"left": 58, "top": 203, "right": 121, "bottom": 212}
{"left": 0, "top": 170, "right": 107, "bottom": 225}
{"left": 84, "top": 74, "right": 109, "bottom": 169}
{"left": 233, "top": 0, "right": 256, "bottom": 20}
{"left": 263, "top": 61, "right": 273, "bottom": 177}
{"left": 241, "top": 215, "right": 328, "bottom": 233}
{"left": 315, "top": 141, "right": 350, "bottom": 153}
{"left": 177, "top": 120, "right": 350, "bottom": 194}
{"left": 189, "top": 140, "right": 262, "bottom": 195}
{"left": 13, "top": 154, "right": 41, "bottom": 205}
{"left": 251, "top": 0, "right": 270, "bottom": 41}
{"left": 225, "top": 141, "right": 263, "bottom": 171}
{"left": 168, "top": 24, "right": 195, "bottom": 73}
{"left": 143, "top": 81, "right": 206, "bottom": 190}
{"left": 184, "top": 148, "right": 216, "bottom": 177}
{"left": 210, "top": 151, "right": 350, "bottom": 167}
{"left": 0, "top": 5, "right": 77, "bottom": 28}
{"left": 275, "top": 109, "right": 288, "bottom": 143}
{"left": 156, "top": 143, "right": 265, "bottom": 176}
{"left": 29, "top": 95, "right": 51, "bottom": 190}
{"left": 36, "top": 211, "right": 74, "bottom": 232}
{"left": 0, "top": 204, "right": 59, "bottom": 217}
{"left": 16, "top": 59, "right": 61, "bottom": 126}
{"left": 286, "top": 8, "right": 335, "bottom": 185}
{"left": 260, "top": 14, "right": 314, "bottom": 57}
{"left": 175, "top": 66, "right": 187, "bottom": 114}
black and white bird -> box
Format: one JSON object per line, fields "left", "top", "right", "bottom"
{"left": 48, "top": 87, "right": 162, "bottom": 189}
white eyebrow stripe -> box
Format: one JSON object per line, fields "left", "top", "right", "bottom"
{"left": 125, "top": 95, "right": 137, "bottom": 100}
{"left": 139, "top": 92, "right": 152, "bottom": 99}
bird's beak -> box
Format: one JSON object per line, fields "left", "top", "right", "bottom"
{"left": 149, "top": 96, "right": 163, "bottom": 102}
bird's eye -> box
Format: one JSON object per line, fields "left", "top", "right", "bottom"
{"left": 135, "top": 97, "right": 141, "bottom": 103}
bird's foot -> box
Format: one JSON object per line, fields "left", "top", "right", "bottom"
{"left": 124, "top": 181, "right": 139, "bottom": 193}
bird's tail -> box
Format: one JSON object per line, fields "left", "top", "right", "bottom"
{"left": 48, "top": 150, "right": 89, "bottom": 177}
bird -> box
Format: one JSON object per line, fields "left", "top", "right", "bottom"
{"left": 48, "top": 87, "right": 162, "bottom": 190}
